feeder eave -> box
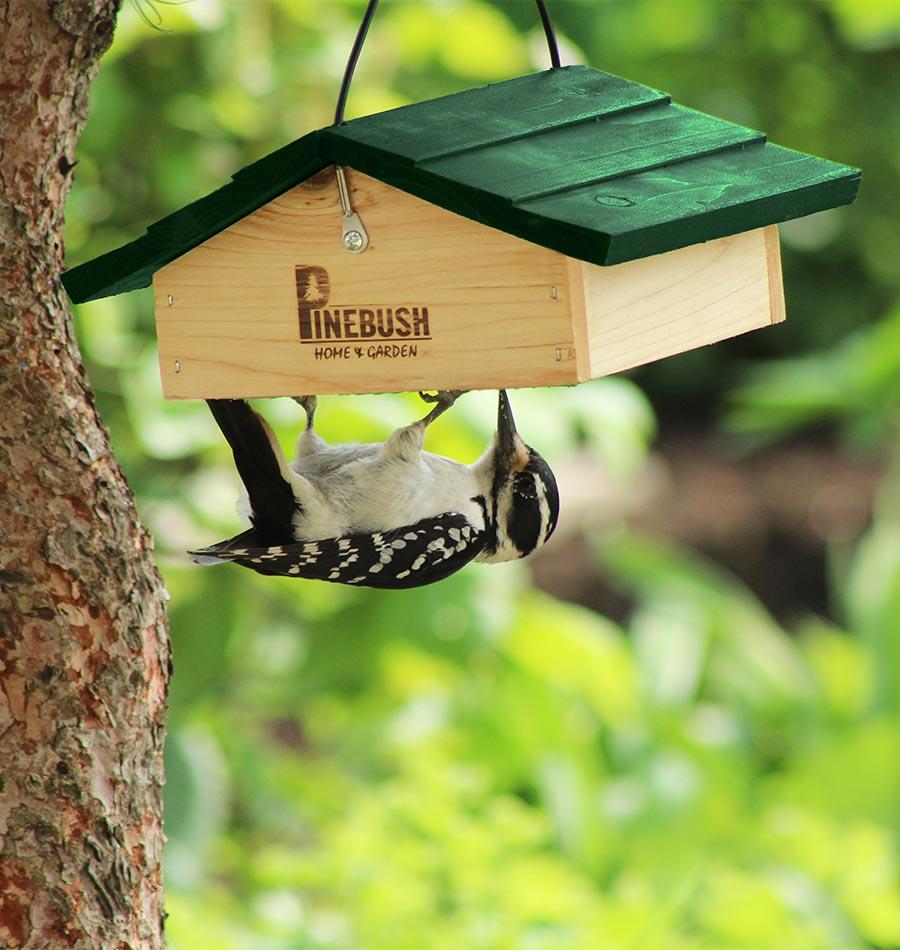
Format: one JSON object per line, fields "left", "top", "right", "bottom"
{"left": 62, "top": 129, "right": 331, "bottom": 304}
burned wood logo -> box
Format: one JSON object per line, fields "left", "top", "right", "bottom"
{"left": 295, "top": 266, "right": 431, "bottom": 352}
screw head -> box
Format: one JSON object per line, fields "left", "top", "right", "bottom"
{"left": 342, "top": 230, "right": 365, "bottom": 252}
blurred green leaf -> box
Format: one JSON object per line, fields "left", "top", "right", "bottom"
{"left": 595, "top": 532, "right": 815, "bottom": 715}
{"left": 726, "top": 297, "right": 900, "bottom": 448}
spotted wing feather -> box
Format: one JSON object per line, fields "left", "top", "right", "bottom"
{"left": 188, "top": 513, "right": 485, "bottom": 589}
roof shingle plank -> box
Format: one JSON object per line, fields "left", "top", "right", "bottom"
{"left": 327, "top": 65, "right": 670, "bottom": 163}
{"left": 518, "top": 142, "right": 862, "bottom": 263}
{"left": 419, "top": 103, "right": 766, "bottom": 203}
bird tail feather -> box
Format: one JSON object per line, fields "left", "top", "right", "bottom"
{"left": 206, "top": 399, "right": 298, "bottom": 545}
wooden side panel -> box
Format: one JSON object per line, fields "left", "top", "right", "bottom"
{"left": 765, "top": 224, "right": 786, "bottom": 325}
{"left": 155, "top": 168, "right": 579, "bottom": 398}
{"left": 580, "top": 225, "right": 784, "bottom": 379}
{"left": 565, "top": 256, "right": 591, "bottom": 381}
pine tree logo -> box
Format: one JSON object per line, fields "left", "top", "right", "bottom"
{"left": 296, "top": 266, "right": 330, "bottom": 339}
{"left": 296, "top": 266, "right": 329, "bottom": 305}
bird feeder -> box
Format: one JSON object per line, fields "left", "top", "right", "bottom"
{"left": 62, "top": 65, "right": 860, "bottom": 398}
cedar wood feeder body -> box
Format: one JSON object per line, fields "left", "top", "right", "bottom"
{"left": 62, "top": 66, "right": 860, "bottom": 399}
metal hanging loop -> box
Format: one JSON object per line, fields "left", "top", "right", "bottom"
{"left": 333, "top": 0, "right": 562, "bottom": 126}
{"left": 330, "top": 0, "right": 562, "bottom": 254}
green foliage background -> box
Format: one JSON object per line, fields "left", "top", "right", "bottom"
{"left": 66, "top": 1, "right": 900, "bottom": 947}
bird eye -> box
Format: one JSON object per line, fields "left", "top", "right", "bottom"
{"left": 514, "top": 473, "right": 538, "bottom": 499}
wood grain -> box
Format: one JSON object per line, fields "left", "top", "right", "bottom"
{"left": 155, "top": 168, "right": 578, "bottom": 398}
{"left": 155, "top": 169, "right": 785, "bottom": 398}
{"left": 577, "top": 225, "right": 784, "bottom": 379}
{"left": 765, "top": 223, "right": 787, "bottom": 325}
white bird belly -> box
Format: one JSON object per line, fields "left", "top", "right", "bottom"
{"left": 288, "top": 445, "right": 486, "bottom": 540}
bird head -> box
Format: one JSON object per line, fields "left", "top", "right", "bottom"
{"left": 477, "top": 390, "right": 559, "bottom": 563}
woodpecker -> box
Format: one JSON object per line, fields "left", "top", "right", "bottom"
{"left": 189, "top": 390, "right": 559, "bottom": 588}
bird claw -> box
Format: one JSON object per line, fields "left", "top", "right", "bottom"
{"left": 416, "top": 390, "right": 466, "bottom": 427}
{"left": 418, "top": 390, "right": 465, "bottom": 407}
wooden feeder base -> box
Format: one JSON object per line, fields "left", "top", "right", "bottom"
{"left": 153, "top": 168, "right": 784, "bottom": 399}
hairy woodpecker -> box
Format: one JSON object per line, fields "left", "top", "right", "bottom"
{"left": 189, "top": 390, "right": 559, "bottom": 588}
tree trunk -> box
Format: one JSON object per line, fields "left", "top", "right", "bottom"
{"left": 0, "top": 3, "right": 170, "bottom": 948}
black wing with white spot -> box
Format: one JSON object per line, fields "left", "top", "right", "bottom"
{"left": 188, "top": 513, "right": 485, "bottom": 589}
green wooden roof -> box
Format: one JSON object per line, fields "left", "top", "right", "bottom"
{"left": 63, "top": 66, "right": 860, "bottom": 304}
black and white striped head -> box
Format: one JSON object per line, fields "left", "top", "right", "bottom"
{"left": 479, "top": 390, "right": 559, "bottom": 563}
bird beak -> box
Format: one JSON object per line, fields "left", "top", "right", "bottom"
{"left": 496, "top": 390, "right": 520, "bottom": 473}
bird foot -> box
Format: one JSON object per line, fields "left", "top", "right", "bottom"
{"left": 418, "top": 390, "right": 465, "bottom": 406}
{"left": 292, "top": 395, "right": 318, "bottom": 429}
{"left": 416, "top": 390, "right": 466, "bottom": 427}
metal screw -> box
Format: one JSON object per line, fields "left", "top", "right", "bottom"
{"left": 342, "top": 230, "right": 365, "bottom": 252}
{"left": 336, "top": 166, "right": 369, "bottom": 253}
{"left": 167, "top": 294, "right": 174, "bottom": 307}
{"left": 175, "top": 360, "right": 182, "bottom": 374}
{"left": 550, "top": 287, "right": 558, "bottom": 299}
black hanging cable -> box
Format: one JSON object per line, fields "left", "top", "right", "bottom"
{"left": 334, "top": 0, "right": 561, "bottom": 126}
{"left": 535, "top": 0, "right": 561, "bottom": 69}
{"left": 334, "top": 0, "right": 380, "bottom": 125}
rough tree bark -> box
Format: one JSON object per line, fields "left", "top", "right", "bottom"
{"left": 0, "top": 2, "right": 170, "bottom": 948}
